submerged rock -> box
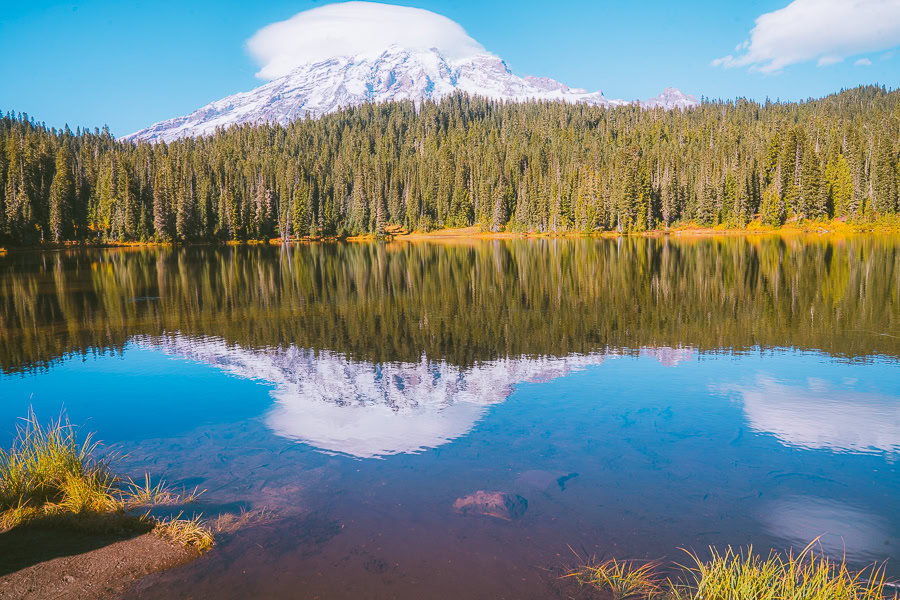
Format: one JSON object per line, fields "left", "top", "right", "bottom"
{"left": 453, "top": 491, "right": 528, "bottom": 521}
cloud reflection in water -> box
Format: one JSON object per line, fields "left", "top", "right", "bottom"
{"left": 717, "top": 376, "right": 900, "bottom": 455}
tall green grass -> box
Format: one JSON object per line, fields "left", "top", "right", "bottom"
{"left": 0, "top": 409, "right": 213, "bottom": 550}
{"left": 568, "top": 539, "right": 896, "bottom": 600}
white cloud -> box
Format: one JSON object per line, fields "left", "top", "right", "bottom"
{"left": 855, "top": 57, "right": 873, "bottom": 65}
{"left": 817, "top": 55, "right": 843, "bottom": 66}
{"left": 713, "top": 0, "right": 900, "bottom": 73}
{"left": 246, "top": 1, "right": 488, "bottom": 80}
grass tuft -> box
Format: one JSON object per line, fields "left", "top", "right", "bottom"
{"left": 0, "top": 502, "right": 39, "bottom": 531}
{"left": 0, "top": 409, "right": 213, "bottom": 551}
{"left": 676, "top": 539, "right": 894, "bottom": 600}
{"left": 568, "top": 539, "right": 897, "bottom": 600}
{"left": 566, "top": 557, "right": 663, "bottom": 600}
{"left": 213, "top": 506, "right": 272, "bottom": 534}
{"left": 0, "top": 408, "right": 116, "bottom": 521}
{"left": 122, "top": 473, "right": 204, "bottom": 507}
{"left": 154, "top": 513, "right": 215, "bottom": 551}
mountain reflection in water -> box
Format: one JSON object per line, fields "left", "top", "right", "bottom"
{"left": 136, "top": 335, "right": 699, "bottom": 457}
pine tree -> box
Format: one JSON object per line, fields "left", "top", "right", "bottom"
{"left": 872, "top": 135, "right": 898, "bottom": 215}
{"left": 697, "top": 181, "right": 718, "bottom": 226}
{"left": 350, "top": 171, "right": 368, "bottom": 234}
{"left": 153, "top": 169, "right": 171, "bottom": 241}
{"left": 825, "top": 155, "right": 852, "bottom": 218}
{"left": 291, "top": 180, "right": 310, "bottom": 238}
{"left": 117, "top": 159, "right": 136, "bottom": 239}
{"left": 720, "top": 173, "right": 737, "bottom": 226}
{"left": 374, "top": 188, "right": 387, "bottom": 235}
{"left": 176, "top": 167, "right": 196, "bottom": 241}
{"left": 49, "top": 146, "right": 74, "bottom": 241}
{"left": 799, "top": 147, "right": 826, "bottom": 220}
{"left": 491, "top": 177, "right": 507, "bottom": 232}
{"left": 760, "top": 185, "right": 785, "bottom": 226}
{"left": 97, "top": 154, "right": 118, "bottom": 238}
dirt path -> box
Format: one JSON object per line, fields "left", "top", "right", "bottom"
{"left": 0, "top": 529, "right": 198, "bottom": 600}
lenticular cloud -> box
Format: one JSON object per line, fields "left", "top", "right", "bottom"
{"left": 247, "top": 1, "right": 489, "bottom": 80}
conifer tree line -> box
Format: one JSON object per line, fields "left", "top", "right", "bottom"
{"left": 0, "top": 85, "right": 898, "bottom": 245}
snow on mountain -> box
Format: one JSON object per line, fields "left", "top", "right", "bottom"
{"left": 640, "top": 87, "right": 700, "bottom": 110}
{"left": 124, "top": 46, "right": 697, "bottom": 143}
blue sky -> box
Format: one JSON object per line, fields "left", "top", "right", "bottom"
{"left": 1, "top": 0, "right": 898, "bottom": 137}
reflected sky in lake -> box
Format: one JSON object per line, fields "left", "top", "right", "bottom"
{"left": 761, "top": 496, "right": 895, "bottom": 564}
{"left": 1, "top": 237, "right": 899, "bottom": 598}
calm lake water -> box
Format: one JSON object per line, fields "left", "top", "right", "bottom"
{"left": 1, "top": 236, "right": 899, "bottom": 599}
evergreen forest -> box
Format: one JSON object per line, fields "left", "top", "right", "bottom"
{"left": 1, "top": 85, "right": 898, "bottom": 245}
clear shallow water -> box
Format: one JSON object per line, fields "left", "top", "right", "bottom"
{"left": 1, "top": 237, "right": 899, "bottom": 598}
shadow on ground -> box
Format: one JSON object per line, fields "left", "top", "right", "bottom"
{"left": 0, "top": 517, "right": 152, "bottom": 575}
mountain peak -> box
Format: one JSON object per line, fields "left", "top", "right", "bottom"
{"left": 641, "top": 87, "right": 700, "bottom": 110}
{"left": 125, "top": 47, "right": 698, "bottom": 143}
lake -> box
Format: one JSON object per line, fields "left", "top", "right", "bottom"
{"left": 1, "top": 235, "right": 899, "bottom": 599}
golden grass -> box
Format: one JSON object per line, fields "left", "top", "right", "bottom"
{"left": 0, "top": 503, "right": 39, "bottom": 531}
{"left": 123, "top": 473, "right": 204, "bottom": 507}
{"left": 0, "top": 409, "right": 116, "bottom": 518}
{"left": 213, "top": 506, "right": 273, "bottom": 534}
{"left": 675, "top": 540, "right": 894, "bottom": 600}
{"left": 153, "top": 513, "right": 215, "bottom": 551}
{"left": 568, "top": 539, "right": 896, "bottom": 600}
{"left": 0, "top": 409, "right": 214, "bottom": 551}
{"left": 566, "top": 557, "right": 663, "bottom": 600}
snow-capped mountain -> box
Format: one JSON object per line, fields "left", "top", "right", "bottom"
{"left": 640, "top": 87, "right": 700, "bottom": 110}
{"left": 125, "top": 46, "right": 698, "bottom": 143}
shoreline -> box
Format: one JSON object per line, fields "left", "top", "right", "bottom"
{"left": 0, "top": 528, "right": 199, "bottom": 600}
{"left": 2, "top": 219, "right": 898, "bottom": 252}
{"left": 0, "top": 413, "right": 216, "bottom": 599}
